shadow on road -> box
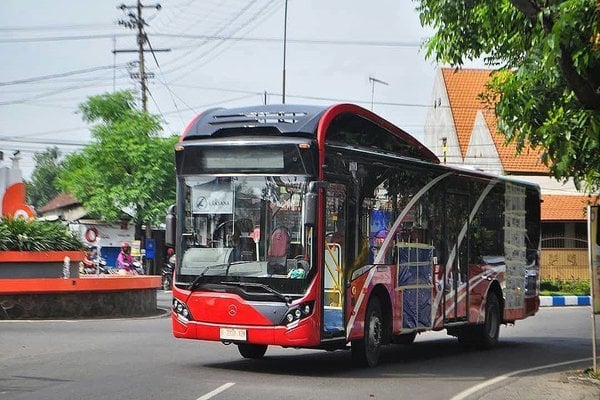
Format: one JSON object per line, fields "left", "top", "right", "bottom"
{"left": 195, "top": 335, "right": 592, "bottom": 380}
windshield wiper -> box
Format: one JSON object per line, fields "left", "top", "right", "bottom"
{"left": 220, "top": 281, "right": 292, "bottom": 304}
{"left": 188, "top": 266, "right": 211, "bottom": 291}
{"left": 188, "top": 261, "right": 254, "bottom": 291}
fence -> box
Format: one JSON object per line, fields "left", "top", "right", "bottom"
{"left": 540, "top": 237, "right": 589, "bottom": 281}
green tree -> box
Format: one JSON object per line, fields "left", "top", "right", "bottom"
{"left": 58, "top": 90, "right": 178, "bottom": 229}
{"left": 416, "top": 0, "right": 600, "bottom": 191}
{"left": 26, "top": 146, "right": 63, "bottom": 210}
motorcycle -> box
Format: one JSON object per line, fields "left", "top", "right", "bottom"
{"left": 79, "top": 257, "right": 114, "bottom": 275}
{"left": 161, "top": 261, "right": 174, "bottom": 290}
{"left": 131, "top": 260, "right": 145, "bottom": 275}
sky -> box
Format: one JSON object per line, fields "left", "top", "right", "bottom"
{"left": 0, "top": 0, "right": 473, "bottom": 179}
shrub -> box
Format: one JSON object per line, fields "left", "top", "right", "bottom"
{"left": 0, "top": 217, "right": 84, "bottom": 251}
{"left": 540, "top": 279, "right": 590, "bottom": 296}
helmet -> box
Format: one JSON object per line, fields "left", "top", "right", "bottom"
{"left": 120, "top": 241, "right": 130, "bottom": 249}
{"left": 167, "top": 248, "right": 174, "bottom": 256}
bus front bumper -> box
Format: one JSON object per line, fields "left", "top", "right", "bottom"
{"left": 172, "top": 311, "right": 321, "bottom": 347}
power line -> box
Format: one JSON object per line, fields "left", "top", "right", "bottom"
{"left": 115, "top": 1, "right": 169, "bottom": 112}
{"left": 0, "top": 34, "right": 130, "bottom": 43}
{"left": 148, "top": 1, "right": 277, "bottom": 119}
{"left": 0, "top": 81, "right": 109, "bottom": 106}
{"left": 0, "top": 64, "right": 128, "bottom": 87}
{"left": 157, "top": 0, "right": 270, "bottom": 79}
{"left": 0, "top": 23, "right": 118, "bottom": 32}
{"left": 0, "top": 126, "right": 85, "bottom": 140}
{"left": 0, "top": 137, "right": 87, "bottom": 147}
{"left": 155, "top": 33, "right": 423, "bottom": 48}
{"left": 0, "top": 32, "right": 423, "bottom": 47}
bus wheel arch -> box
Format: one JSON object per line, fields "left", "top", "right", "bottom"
{"left": 486, "top": 280, "right": 504, "bottom": 322}
{"left": 456, "top": 282, "right": 503, "bottom": 348}
{"left": 351, "top": 285, "right": 391, "bottom": 367}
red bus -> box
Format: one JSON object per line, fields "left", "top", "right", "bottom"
{"left": 166, "top": 103, "right": 541, "bottom": 367}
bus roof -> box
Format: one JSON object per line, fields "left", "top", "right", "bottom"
{"left": 181, "top": 104, "right": 327, "bottom": 138}
{"left": 181, "top": 103, "right": 439, "bottom": 164}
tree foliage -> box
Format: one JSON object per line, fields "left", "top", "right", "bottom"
{"left": 26, "top": 146, "right": 63, "bottom": 210}
{"left": 58, "top": 90, "right": 178, "bottom": 226}
{"left": 416, "top": 0, "right": 600, "bottom": 191}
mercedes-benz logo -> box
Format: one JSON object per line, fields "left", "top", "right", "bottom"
{"left": 228, "top": 304, "right": 237, "bottom": 317}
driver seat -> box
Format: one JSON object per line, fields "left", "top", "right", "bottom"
{"left": 267, "top": 226, "right": 289, "bottom": 275}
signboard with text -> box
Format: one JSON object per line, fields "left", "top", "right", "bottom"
{"left": 191, "top": 182, "right": 233, "bottom": 214}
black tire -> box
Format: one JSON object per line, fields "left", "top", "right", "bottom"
{"left": 351, "top": 297, "right": 383, "bottom": 367}
{"left": 475, "top": 292, "right": 501, "bottom": 349}
{"left": 455, "top": 293, "right": 501, "bottom": 348}
{"left": 394, "top": 331, "right": 417, "bottom": 345}
{"left": 237, "top": 343, "right": 268, "bottom": 359}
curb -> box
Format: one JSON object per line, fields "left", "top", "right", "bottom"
{"left": 540, "top": 296, "right": 591, "bottom": 307}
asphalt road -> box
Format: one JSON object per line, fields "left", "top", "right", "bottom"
{"left": 1, "top": 292, "right": 599, "bottom": 400}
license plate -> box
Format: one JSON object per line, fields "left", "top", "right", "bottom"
{"left": 220, "top": 327, "right": 247, "bottom": 341}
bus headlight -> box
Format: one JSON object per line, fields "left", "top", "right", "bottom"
{"left": 281, "top": 301, "right": 314, "bottom": 325}
{"left": 172, "top": 298, "right": 193, "bottom": 321}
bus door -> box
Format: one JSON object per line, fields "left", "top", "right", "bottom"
{"left": 444, "top": 192, "right": 469, "bottom": 323}
{"left": 322, "top": 183, "right": 347, "bottom": 338}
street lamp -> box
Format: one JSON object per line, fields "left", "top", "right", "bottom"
{"left": 369, "top": 76, "right": 389, "bottom": 111}
{"left": 282, "top": 0, "right": 288, "bottom": 104}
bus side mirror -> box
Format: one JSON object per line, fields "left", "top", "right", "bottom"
{"left": 165, "top": 204, "right": 176, "bottom": 247}
{"left": 304, "top": 193, "right": 318, "bottom": 227}
{"left": 304, "top": 181, "right": 327, "bottom": 227}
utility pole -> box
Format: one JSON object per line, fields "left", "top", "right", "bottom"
{"left": 115, "top": 1, "right": 170, "bottom": 112}
{"left": 282, "top": 0, "right": 288, "bottom": 104}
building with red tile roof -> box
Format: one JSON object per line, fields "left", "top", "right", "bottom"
{"left": 541, "top": 195, "right": 599, "bottom": 222}
{"left": 424, "top": 68, "right": 594, "bottom": 280}
{"left": 425, "top": 68, "right": 548, "bottom": 174}
{"left": 38, "top": 192, "right": 80, "bottom": 215}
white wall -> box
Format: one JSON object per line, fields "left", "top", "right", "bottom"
{"left": 463, "top": 111, "right": 503, "bottom": 175}
{"left": 423, "top": 70, "right": 463, "bottom": 164}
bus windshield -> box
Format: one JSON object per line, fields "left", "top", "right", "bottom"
{"left": 177, "top": 175, "right": 313, "bottom": 293}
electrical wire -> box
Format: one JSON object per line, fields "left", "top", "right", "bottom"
{"left": 0, "top": 64, "right": 129, "bottom": 87}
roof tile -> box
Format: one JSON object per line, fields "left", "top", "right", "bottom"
{"left": 38, "top": 193, "right": 80, "bottom": 213}
{"left": 442, "top": 68, "right": 547, "bottom": 173}
{"left": 541, "top": 194, "right": 600, "bottom": 221}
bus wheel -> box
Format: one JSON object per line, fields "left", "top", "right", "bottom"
{"left": 351, "top": 297, "right": 383, "bottom": 367}
{"left": 237, "top": 343, "right": 267, "bottom": 359}
{"left": 473, "top": 293, "right": 501, "bottom": 349}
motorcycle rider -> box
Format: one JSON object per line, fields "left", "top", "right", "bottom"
{"left": 167, "top": 247, "right": 176, "bottom": 265}
{"left": 80, "top": 245, "right": 99, "bottom": 274}
{"left": 116, "top": 241, "right": 135, "bottom": 274}
{"left": 161, "top": 248, "right": 176, "bottom": 290}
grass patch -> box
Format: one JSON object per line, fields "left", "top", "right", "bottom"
{"left": 583, "top": 368, "right": 600, "bottom": 381}
{"left": 540, "top": 279, "right": 590, "bottom": 296}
